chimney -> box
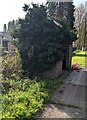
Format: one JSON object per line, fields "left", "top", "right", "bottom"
{"left": 3, "top": 24, "right": 7, "bottom": 32}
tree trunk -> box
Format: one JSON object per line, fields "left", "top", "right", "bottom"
{"left": 62, "top": 44, "right": 72, "bottom": 70}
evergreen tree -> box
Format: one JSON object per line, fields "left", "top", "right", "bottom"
{"left": 8, "top": 20, "right": 19, "bottom": 38}
{"left": 64, "top": 2, "right": 75, "bottom": 29}
{"left": 47, "top": 2, "right": 76, "bottom": 69}
{"left": 48, "top": 2, "right": 75, "bottom": 29}
{"left": 13, "top": 3, "right": 76, "bottom": 78}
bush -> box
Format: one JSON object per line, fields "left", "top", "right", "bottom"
{"left": 1, "top": 44, "right": 48, "bottom": 119}
{"left": 2, "top": 47, "right": 22, "bottom": 79}
{"left": 2, "top": 78, "right": 48, "bottom": 119}
{"left": 14, "top": 4, "right": 76, "bottom": 78}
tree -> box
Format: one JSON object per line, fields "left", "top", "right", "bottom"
{"left": 84, "top": 13, "right": 87, "bottom": 50}
{"left": 48, "top": 2, "right": 76, "bottom": 69}
{"left": 8, "top": 20, "right": 19, "bottom": 38}
{"left": 47, "top": 2, "right": 75, "bottom": 29}
{"left": 74, "top": 4, "right": 85, "bottom": 50}
{"left": 13, "top": 3, "right": 76, "bottom": 78}
{"left": 63, "top": 2, "right": 75, "bottom": 29}
{"left": 74, "top": 3, "right": 87, "bottom": 50}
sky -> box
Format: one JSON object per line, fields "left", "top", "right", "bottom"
{"left": 0, "top": 0, "right": 86, "bottom": 31}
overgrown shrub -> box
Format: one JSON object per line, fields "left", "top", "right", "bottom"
{"left": 1, "top": 45, "right": 48, "bottom": 119}
{"left": 13, "top": 4, "right": 77, "bottom": 78}
{"left": 2, "top": 47, "right": 22, "bottom": 79}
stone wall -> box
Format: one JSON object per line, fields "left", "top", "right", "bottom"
{"left": 44, "top": 61, "right": 62, "bottom": 79}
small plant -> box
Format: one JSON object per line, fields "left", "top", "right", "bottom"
{"left": 2, "top": 78, "right": 48, "bottom": 119}
{"left": 40, "top": 79, "right": 64, "bottom": 103}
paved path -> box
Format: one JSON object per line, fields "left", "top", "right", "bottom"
{"left": 52, "top": 68, "right": 86, "bottom": 117}
{"left": 36, "top": 68, "right": 86, "bottom": 118}
{"left": 53, "top": 69, "right": 86, "bottom": 105}
{"left": 65, "top": 68, "right": 87, "bottom": 86}
{"left": 35, "top": 104, "right": 83, "bottom": 118}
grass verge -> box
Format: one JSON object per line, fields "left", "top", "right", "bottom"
{"left": 72, "top": 51, "right": 87, "bottom": 67}
{"left": 40, "top": 78, "right": 65, "bottom": 103}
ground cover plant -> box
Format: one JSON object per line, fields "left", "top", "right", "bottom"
{"left": 2, "top": 77, "right": 65, "bottom": 119}
{"left": 2, "top": 78, "right": 48, "bottom": 119}
{"left": 2, "top": 77, "right": 64, "bottom": 119}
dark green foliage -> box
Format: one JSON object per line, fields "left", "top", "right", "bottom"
{"left": 47, "top": 2, "right": 76, "bottom": 69}
{"left": 13, "top": 3, "right": 76, "bottom": 78}
{"left": 47, "top": 2, "right": 56, "bottom": 19}
{"left": 41, "top": 79, "right": 64, "bottom": 103}
{"left": 64, "top": 2, "right": 75, "bottom": 29}
{"left": 47, "top": 2, "right": 75, "bottom": 29}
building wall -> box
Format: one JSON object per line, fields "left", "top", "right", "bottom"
{"left": 2, "top": 41, "right": 8, "bottom": 50}
{"left": 0, "top": 32, "right": 11, "bottom": 50}
{"left": 43, "top": 61, "right": 62, "bottom": 79}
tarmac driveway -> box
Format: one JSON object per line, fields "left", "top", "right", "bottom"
{"left": 36, "top": 68, "right": 86, "bottom": 118}
{"left": 52, "top": 68, "right": 86, "bottom": 118}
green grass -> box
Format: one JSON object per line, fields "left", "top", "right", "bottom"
{"left": 41, "top": 78, "right": 64, "bottom": 103}
{"left": 73, "top": 50, "right": 87, "bottom": 55}
{"left": 72, "top": 51, "right": 87, "bottom": 67}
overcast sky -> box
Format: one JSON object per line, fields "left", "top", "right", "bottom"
{"left": 0, "top": 0, "right": 86, "bottom": 31}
